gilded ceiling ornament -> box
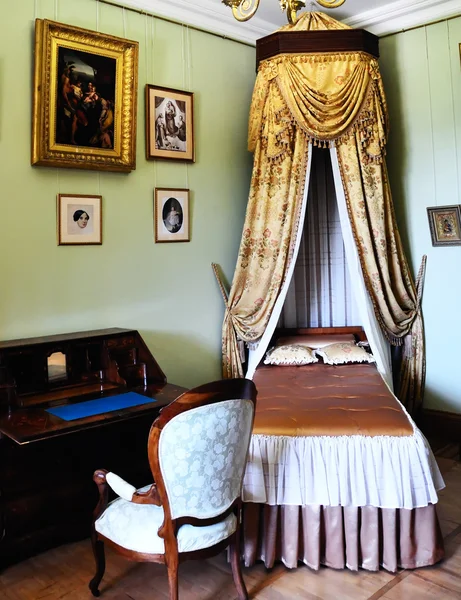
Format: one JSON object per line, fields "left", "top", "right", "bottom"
{"left": 222, "top": 0, "right": 345, "bottom": 25}
{"left": 222, "top": 0, "right": 261, "bottom": 22}
{"left": 315, "top": 0, "right": 345, "bottom": 8}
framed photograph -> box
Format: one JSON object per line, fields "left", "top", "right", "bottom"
{"left": 154, "top": 188, "right": 190, "bottom": 243}
{"left": 146, "top": 85, "right": 194, "bottom": 162}
{"left": 57, "top": 194, "right": 102, "bottom": 245}
{"left": 427, "top": 205, "right": 461, "bottom": 246}
{"left": 32, "top": 19, "right": 138, "bottom": 172}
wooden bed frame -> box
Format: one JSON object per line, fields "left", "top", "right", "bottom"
{"left": 271, "top": 325, "right": 368, "bottom": 343}
{"left": 241, "top": 325, "right": 445, "bottom": 572}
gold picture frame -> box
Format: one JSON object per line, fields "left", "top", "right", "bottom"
{"left": 146, "top": 85, "right": 195, "bottom": 162}
{"left": 57, "top": 194, "right": 102, "bottom": 245}
{"left": 32, "top": 19, "right": 138, "bottom": 172}
{"left": 154, "top": 188, "right": 190, "bottom": 243}
{"left": 427, "top": 205, "right": 461, "bottom": 246}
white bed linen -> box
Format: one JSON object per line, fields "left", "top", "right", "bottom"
{"left": 242, "top": 415, "right": 444, "bottom": 510}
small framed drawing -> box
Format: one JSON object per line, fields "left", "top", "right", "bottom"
{"left": 427, "top": 205, "right": 461, "bottom": 246}
{"left": 32, "top": 19, "right": 138, "bottom": 172}
{"left": 146, "top": 85, "right": 194, "bottom": 162}
{"left": 57, "top": 194, "right": 102, "bottom": 245}
{"left": 154, "top": 188, "right": 190, "bottom": 243}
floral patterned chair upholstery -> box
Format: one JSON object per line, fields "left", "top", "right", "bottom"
{"left": 89, "top": 378, "right": 257, "bottom": 600}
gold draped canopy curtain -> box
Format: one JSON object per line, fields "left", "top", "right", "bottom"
{"left": 221, "top": 13, "right": 425, "bottom": 414}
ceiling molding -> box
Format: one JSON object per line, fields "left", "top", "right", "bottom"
{"left": 109, "top": 0, "right": 461, "bottom": 44}
{"left": 108, "top": 0, "right": 274, "bottom": 45}
{"left": 344, "top": 0, "right": 461, "bottom": 36}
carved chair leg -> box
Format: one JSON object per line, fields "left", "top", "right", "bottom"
{"left": 230, "top": 532, "right": 248, "bottom": 600}
{"left": 89, "top": 532, "right": 106, "bottom": 597}
{"left": 166, "top": 558, "right": 179, "bottom": 600}
{"left": 90, "top": 469, "right": 109, "bottom": 597}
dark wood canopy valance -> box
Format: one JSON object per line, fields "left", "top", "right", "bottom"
{"left": 256, "top": 29, "right": 379, "bottom": 68}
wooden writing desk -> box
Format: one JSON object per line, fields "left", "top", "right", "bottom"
{"left": 0, "top": 328, "right": 186, "bottom": 567}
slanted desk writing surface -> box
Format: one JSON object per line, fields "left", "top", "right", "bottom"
{"left": 0, "top": 328, "right": 186, "bottom": 567}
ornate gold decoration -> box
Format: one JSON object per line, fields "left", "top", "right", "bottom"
{"left": 279, "top": 0, "right": 306, "bottom": 25}
{"left": 222, "top": 0, "right": 345, "bottom": 25}
{"left": 32, "top": 19, "right": 138, "bottom": 172}
{"left": 222, "top": 0, "right": 260, "bottom": 22}
{"left": 315, "top": 0, "right": 346, "bottom": 7}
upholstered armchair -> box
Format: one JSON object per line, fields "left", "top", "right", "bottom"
{"left": 89, "top": 378, "right": 257, "bottom": 600}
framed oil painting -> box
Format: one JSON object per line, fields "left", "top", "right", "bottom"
{"left": 57, "top": 194, "right": 102, "bottom": 245}
{"left": 154, "top": 188, "right": 190, "bottom": 243}
{"left": 427, "top": 205, "right": 461, "bottom": 246}
{"left": 32, "top": 19, "right": 138, "bottom": 172}
{"left": 146, "top": 85, "right": 194, "bottom": 162}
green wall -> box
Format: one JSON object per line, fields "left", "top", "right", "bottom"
{"left": 380, "top": 17, "right": 461, "bottom": 412}
{"left": 0, "top": 0, "right": 255, "bottom": 388}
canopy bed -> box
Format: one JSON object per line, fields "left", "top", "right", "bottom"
{"left": 214, "top": 12, "right": 445, "bottom": 572}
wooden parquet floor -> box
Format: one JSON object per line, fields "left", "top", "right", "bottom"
{"left": 1, "top": 447, "right": 460, "bottom": 600}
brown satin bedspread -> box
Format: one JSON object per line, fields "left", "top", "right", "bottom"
{"left": 252, "top": 363, "right": 413, "bottom": 437}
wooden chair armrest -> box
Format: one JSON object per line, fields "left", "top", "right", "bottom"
{"left": 131, "top": 484, "right": 161, "bottom": 506}
{"left": 93, "top": 469, "right": 110, "bottom": 522}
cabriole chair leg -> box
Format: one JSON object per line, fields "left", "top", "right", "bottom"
{"left": 230, "top": 537, "right": 249, "bottom": 600}
{"left": 89, "top": 537, "right": 106, "bottom": 597}
{"left": 167, "top": 559, "right": 179, "bottom": 600}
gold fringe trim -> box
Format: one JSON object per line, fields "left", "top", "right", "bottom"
{"left": 259, "top": 117, "right": 386, "bottom": 166}
{"left": 254, "top": 76, "right": 387, "bottom": 165}
{"left": 258, "top": 51, "right": 372, "bottom": 73}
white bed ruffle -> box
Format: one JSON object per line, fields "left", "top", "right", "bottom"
{"left": 242, "top": 426, "right": 445, "bottom": 510}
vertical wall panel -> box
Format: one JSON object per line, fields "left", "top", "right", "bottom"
{"left": 0, "top": 0, "right": 255, "bottom": 388}
{"left": 380, "top": 17, "right": 461, "bottom": 413}
{"left": 448, "top": 18, "right": 461, "bottom": 202}
{"left": 426, "top": 22, "right": 458, "bottom": 206}
{"left": 56, "top": 0, "right": 96, "bottom": 29}
{"left": 381, "top": 29, "right": 434, "bottom": 264}
{"left": 98, "top": 1, "right": 126, "bottom": 38}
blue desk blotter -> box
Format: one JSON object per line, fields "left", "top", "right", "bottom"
{"left": 46, "top": 392, "right": 156, "bottom": 421}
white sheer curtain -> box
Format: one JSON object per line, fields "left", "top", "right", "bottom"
{"left": 329, "top": 146, "right": 393, "bottom": 389}
{"left": 280, "top": 148, "right": 360, "bottom": 329}
{"left": 246, "top": 147, "right": 313, "bottom": 380}
{"left": 246, "top": 146, "right": 393, "bottom": 389}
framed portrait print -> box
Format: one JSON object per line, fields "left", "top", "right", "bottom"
{"left": 32, "top": 19, "right": 138, "bottom": 172}
{"left": 427, "top": 205, "right": 461, "bottom": 246}
{"left": 154, "top": 188, "right": 190, "bottom": 243}
{"left": 146, "top": 85, "right": 194, "bottom": 162}
{"left": 58, "top": 194, "right": 102, "bottom": 245}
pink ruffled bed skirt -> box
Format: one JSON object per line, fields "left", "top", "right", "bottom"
{"left": 241, "top": 502, "right": 444, "bottom": 572}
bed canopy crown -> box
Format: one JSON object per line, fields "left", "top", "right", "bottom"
{"left": 216, "top": 12, "right": 426, "bottom": 414}
{"left": 250, "top": 12, "right": 387, "bottom": 161}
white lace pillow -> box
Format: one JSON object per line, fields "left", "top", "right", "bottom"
{"left": 264, "top": 344, "right": 318, "bottom": 366}
{"left": 315, "top": 342, "right": 375, "bottom": 365}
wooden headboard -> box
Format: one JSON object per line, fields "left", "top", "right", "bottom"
{"left": 272, "top": 326, "right": 367, "bottom": 344}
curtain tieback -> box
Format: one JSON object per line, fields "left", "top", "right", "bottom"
{"left": 415, "top": 255, "right": 427, "bottom": 312}
{"left": 212, "top": 262, "right": 229, "bottom": 305}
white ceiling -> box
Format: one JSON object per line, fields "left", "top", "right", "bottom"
{"left": 115, "top": 0, "right": 461, "bottom": 44}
